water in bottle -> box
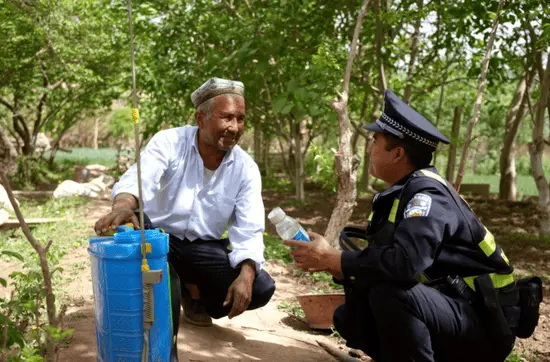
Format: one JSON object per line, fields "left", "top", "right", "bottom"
{"left": 268, "top": 207, "right": 310, "bottom": 242}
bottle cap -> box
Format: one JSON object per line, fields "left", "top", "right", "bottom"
{"left": 268, "top": 207, "right": 286, "bottom": 225}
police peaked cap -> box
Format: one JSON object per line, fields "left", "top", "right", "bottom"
{"left": 364, "top": 89, "right": 450, "bottom": 149}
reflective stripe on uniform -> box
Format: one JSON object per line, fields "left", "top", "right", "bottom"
{"left": 419, "top": 169, "right": 447, "bottom": 185}
{"left": 479, "top": 228, "right": 496, "bottom": 256}
{"left": 500, "top": 249, "right": 510, "bottom": 265}
{"left": 416, "top": 272, "right": 430, "bottom": 283}
{"left": 463, "top": 273, "right": 514, "bottom": 291}
{"left": 418, "top": 169, "right": 509, "bottom": 264}
{"left": 388, "top": 199, "right": 400, "bottom": 223}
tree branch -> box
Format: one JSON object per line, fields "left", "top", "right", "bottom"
{"left": 243, "top": 0, "right": 254, "bottom": 17}
{"left": 324, "top": 0, "right": 370, "bottom": 246}
{"left": 374, "top": 0, "right": 387, "bottom": 91}
{"left": 0, "top": 97, "right": 15, "bottom": 113}
{"left": 0, "top": 173, "right": 57, "bottom": 328}
{"left": 340, "top": 0, "right": 370, "bottom": 100}
{"left": 39, "top": 91, "right": 82, "bottom": 131}
{"left": 454, "top": 0, "right": 505, "bottom": 191}
{"left": 403, "top": 0, "right": 423, "bottom": 104}
{"left": 222, "top": 0, "right": 244, "bottom": 20}
{"left": 411, "top": 77, "right": 472, "bottom": 101}
{"left": 33, "top": 67, "right": 49, "bottom": 136}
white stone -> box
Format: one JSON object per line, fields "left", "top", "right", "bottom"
{"left": 0, "top": 208, "right": 9, "bottom": 225}
{"left": 0, "top": 184, "right": 18, "bottom": 211}
{"left": 35, "top": 133, "right": 51, "bottom": 152}
{"left": 53, "top": 175, "right": 115, "bottom": 199}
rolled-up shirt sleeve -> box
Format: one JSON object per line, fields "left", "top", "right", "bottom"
{"left": 112, "top": 131, "right": 173, "bottom": 202}
{"left": 227, "top": 164, "right": 266, "bottom": 271}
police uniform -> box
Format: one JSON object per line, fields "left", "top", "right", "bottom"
{"left": 333, "top": 90, "right": 520, "bottom": 362}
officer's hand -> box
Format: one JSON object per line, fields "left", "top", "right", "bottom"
{"left": 284, "top": 232, "right": 333, "bottom": 272}
{"left": 223, "top": 265, "right": 254, "bottom": 319}
{"left": 94, "top": 207, "right": 139, "bottom": 235}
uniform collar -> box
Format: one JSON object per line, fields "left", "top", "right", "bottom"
{"left": 374, "top": 166, "right": 438, "bottom": 200}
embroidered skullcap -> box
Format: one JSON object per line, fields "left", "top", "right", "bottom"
{"left": 364, "top": 89, "right": 450, "bottom": 149}
{"left": 190, "top": 77, "right": 245, "bottom": 108}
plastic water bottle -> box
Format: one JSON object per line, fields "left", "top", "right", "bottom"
{"left": 268, "top": 207, "right": 310, "bottom": 242}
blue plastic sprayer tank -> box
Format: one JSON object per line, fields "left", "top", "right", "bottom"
{"left": 88, "top": 227, "right": 172, "bottom": 361}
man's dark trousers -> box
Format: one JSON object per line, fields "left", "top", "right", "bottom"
{"left": 139, "top": 213, "right": 276, "bottom": 337}
{"left": 333, "top": 283, "right": 515, "bottom": 362}
{"left": 169, "top": 235, "right": 276, "bottom": 321}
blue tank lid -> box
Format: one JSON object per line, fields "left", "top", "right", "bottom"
{"left": 89, "top": 229, "right": 169, "bottom": 260}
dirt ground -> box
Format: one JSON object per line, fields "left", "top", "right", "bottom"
{"left": 57, "top": 199, "right": 344, "bottom": 362}
{"left": 53, "top": 185, "right": 550, "bottom": 361}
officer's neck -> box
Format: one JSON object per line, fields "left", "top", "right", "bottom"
{"left": 384, "top": 163, "right": 417, "bottom": 187}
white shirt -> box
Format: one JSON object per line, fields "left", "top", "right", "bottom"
{"left": 112, "top": 126, "right": 266, "bottom": 271}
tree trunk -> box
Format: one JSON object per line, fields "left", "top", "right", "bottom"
{"left": 253, "top": 122, "right": 261, "bottom": 164}
{"left": 363, "top": 3, "right": 387, "bottom": 191}
{"left": 324, "top": 0, "right": 370, "bottom": 246}
{"left": 0, "top": 128, "right": 18, "bottom": 175}
{"left": 454, "top": 0, "right": 504, "bottom": 191}
{"left": 445, "top": 106, "right": 462, "bottom": 182}
{"left": 351, "top": 130, "right": 360, "bottom": 154}
{"left": 263, "top": 135, "right": 270, "bottom": 178}
{"left": 374, "top": 0, "right": 387, "bottom": 91}
{"left": 471, "top": 149, "right": 477, "bottom": 174}
{"left": 362, "top": 136, "right": 373, "bottom": 190}
{"left": 499, "top": 70, "right": 533, "bottom": 200}
{"left": 403, "top": 0, "right": 423, "bottom": 104}
{"left": 529, "top": 55, "right": 550, "bottom": 235}
{"left": 433, "top": 67, "right": 448, "bottom": 166}
{"left": 362, "top": 98, "right": 380, "bottom": 190}
{"left": 294, "top": 121, "right": 305, "bottom": 202}
{"left": 93, "top": 117, "right": 99, "bottom": 150}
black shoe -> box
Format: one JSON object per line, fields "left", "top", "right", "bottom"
{"left": 180, "top": 287, "right": 213, "bottom": 327}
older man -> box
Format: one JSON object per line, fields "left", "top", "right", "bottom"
{"left": 285, "top": 89, "right": 523, "bottom": 362}
{"left": 94, "top": 78, "right": 276, "bottom": 349}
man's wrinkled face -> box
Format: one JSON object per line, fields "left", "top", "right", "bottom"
{"left": 199, "top": 95, "right": 246, "bottom": 151}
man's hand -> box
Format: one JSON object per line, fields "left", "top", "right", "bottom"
{"left": 94, "top": 193, "right": 139, "bottom": 235}
{"left": 94, "top": 207, "right": 139, "bottom": 235}
{"left": 223, "top": 261, "right": 255, "bottom": 319}
{"left": 284, "top": 232, "right": 343, "bottom": 279}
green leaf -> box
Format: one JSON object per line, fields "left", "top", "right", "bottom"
{"left": 280, "top": 103, "right": 293, "bottom": 115}
{"left": 286, "top": 78, "right": 300, "bottom": 92}
{"left": 272, "top": 95, "right": 288, "bottom": 113}
{"left": 0, "top": 278, "right": 6, "bottom": 287}
{"left": 1, "top": 250, "right": 24, "bottom": 262}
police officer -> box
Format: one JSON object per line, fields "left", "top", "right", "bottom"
{"left": 285, "top": 89, "right": 516, "bottom": 362}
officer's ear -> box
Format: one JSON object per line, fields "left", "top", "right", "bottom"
{"left": 392, "top": 146, "right": 408, "bottom": 164}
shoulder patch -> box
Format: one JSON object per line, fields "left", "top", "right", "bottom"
{"left": 404, "top": 193, "right": 432, "bottom": 218}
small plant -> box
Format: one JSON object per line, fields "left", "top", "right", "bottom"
{"left": 277, "top": 301, "right": 305, "bottom": 318}
{"left": 264, "top": 234, "right": 293, "bottom": 264}
{"left": 0, "top": 178, "right": 87, "bottom": 362}
{"left": 505, "top": 350, "right": 526, "bottom": 362}
{"left": 305, "top": 143, "right": 337, "bottom": 192}
{"left": 329, "top": 326, "right": 343, "bottom": 341}
{"left": 263, "top": 176, "right": 294, "bottom": 193}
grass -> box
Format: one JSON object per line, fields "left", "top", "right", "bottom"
{"left": 45, "top": 147, "right": 119, "bottom": 168}
{"left": 0, "top": 197, "right": 91, "bottom": 290}
{"left": 461, "top": 174, "right": 540, "bottom": 198}
{"left": 264, "top": 234, "right": 293, "bottom": 264}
